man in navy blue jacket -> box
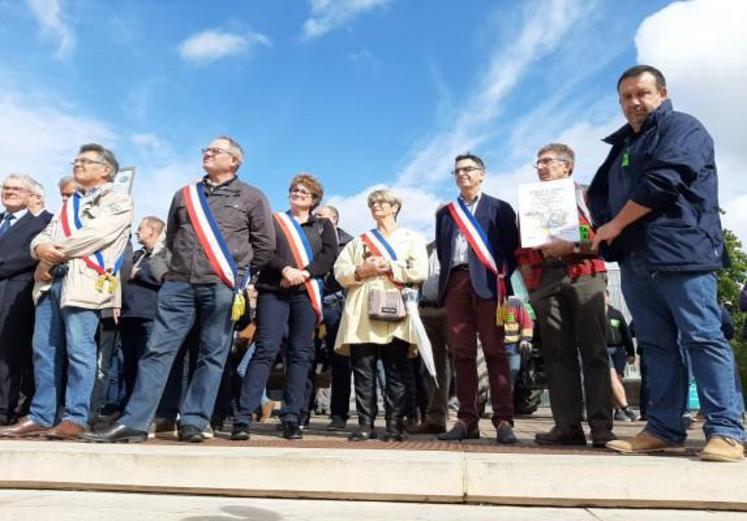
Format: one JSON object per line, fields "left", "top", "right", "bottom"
{"left": 588, "top": 65, "right": 744, "bottom": 462}
{"left": 0, "top": 174, "right": 53, "bottom": 425}
{"left": 435, "top": 152, "right": 519, "bottom": 444}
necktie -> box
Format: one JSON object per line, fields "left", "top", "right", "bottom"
{"left": 0, "top": 214, "right": 14, "bottom": 237}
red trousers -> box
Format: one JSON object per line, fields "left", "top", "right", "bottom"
{"left": 444, "top": 270, "right": 513, "bottom": 427}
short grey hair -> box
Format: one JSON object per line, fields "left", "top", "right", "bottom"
{"left": 2, "top": 173, "right": 34, "bottom": 191}
{"left": 58, "top": 175, "right": 75, "bottom": 189}
{"left": 216, "top": 135, "right": 244, "bottom": 171}
{"left": 367, "top": 188, "right": 403, "bottom": 220}
{"left": 79, "top": 143, "right": 119, "bottom": 180}
{"left": 29, "top": 178, "right": 45, "bottom": 198}
{"left": 537, "top": 143, "right": 575, "bottom": 174}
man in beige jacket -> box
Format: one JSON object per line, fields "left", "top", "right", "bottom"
{"left": 0, "top": 143, "right": 132, "bottom": 440}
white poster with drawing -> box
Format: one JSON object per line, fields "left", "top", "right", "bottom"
{"left": 518, "top": 177, "right": 580, "bottom": 248}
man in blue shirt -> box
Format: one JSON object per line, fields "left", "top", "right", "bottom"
{"left": 588, "top": 65, "right": 744, "bottom": 462}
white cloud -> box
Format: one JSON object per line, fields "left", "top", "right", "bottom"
{"left": 0, "top": 92, "right": 115, "bottom": 212}
{"left": 178, "top": 28, "right": 270, "bottom": 65}
{"left": 25, "top": 0, "right": 75, "bottom": 59}
{"left": 634, "top": 0, "right": 747, "bottom": 244}
{"left": 302, "top": 0, "right": 391, "bottom": 40}
{"left": 395, "top": 0, "right": 592, "bottom": 188}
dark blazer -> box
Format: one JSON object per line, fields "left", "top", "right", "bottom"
{"left": 435, "top": 194, "right": 519, "bottom": 302}
{"left": 0, "top": 211, "right": 52, "bottom": 284}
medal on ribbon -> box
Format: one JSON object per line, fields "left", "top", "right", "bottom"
{"left": 60, "top": 192, "right": 125, "bottom": 293}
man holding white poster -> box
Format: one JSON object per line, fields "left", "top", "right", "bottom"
{"left": 515, "top": 143, "right": 614, "bottom": 447}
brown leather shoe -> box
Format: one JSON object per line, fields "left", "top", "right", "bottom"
{"left": 0, "top": 417, "right": 48, "bottom": 438}
{"left": 44, "top": 420, "right": 86, "bottom": 440}
{"left": 606, "top": 431, "right": 684, "bottom": 454}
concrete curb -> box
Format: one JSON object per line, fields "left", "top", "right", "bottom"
{"left": 0, "top": 441, "right": 745, "bottom": 510}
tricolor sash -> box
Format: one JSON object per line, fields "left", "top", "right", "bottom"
{"left": 447, "top": 197, "right": 508, "bottom": 324}
{"left": 273, "top": 211, "right": 324, "bottom": 323}
{"left": 60, "top": 192, "right": 124, "bottom": 294}
{"left": 360, "top": 228, "right": 402, "bottom": 287}
{"left": 182, "top": 183, "right": 251, "bottom": 320}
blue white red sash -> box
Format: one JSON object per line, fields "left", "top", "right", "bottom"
{"left": 60, "top": 192, "right": 125, "bottom": 277}
{"left": 273, "top": 211, "right": 324, "bottom": 322}
{"left": 447, "top": 197, "right": 508, "bottom": 314}
{"left": 182, "top": 183, "right": 251, "bottom": 291}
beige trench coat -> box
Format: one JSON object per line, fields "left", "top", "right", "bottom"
{"left": 30, "top": 183, "right": 133, "bottom": 309}
{"left": 333, "top": 227, "right": 428, "bottom": 356}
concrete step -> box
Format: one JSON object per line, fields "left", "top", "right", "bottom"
{"left": 0, "top": 439, "right": 745, "bottom": 511}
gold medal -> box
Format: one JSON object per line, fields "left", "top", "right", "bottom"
{"left": 231, "top": 293, "right": 246, "bottom": 322}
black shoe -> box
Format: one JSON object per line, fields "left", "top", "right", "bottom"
{"left": 496, "top": 421, "right": 517, "bottom": 445}
{"left": 282, "top": 421, "right": 303, "bottom": 440}
{"left": 80, "top": 423, "right": 148, "bottom": 444}
{"left": 231, "top": 422, "right": 250, "bottom": 441}
{"left": 178, "top": 424, "right": 205, "bottom": 443}
{"left": 535, "top": 425, "right": 587, "bottom": 446}
{"left": 591, "top": 430, "right": 617, "bottom": 448}
{"left": 326, "top": 417, "right": 347, "bottom": 431}
{"left": 349, "top": 428, "right": 377, "bottom": 441}
{"left": 437, "top": 422, "right": 479, "bottom": 441}
{"left": 383, "top": 430, "right": 405, "bottom": 442}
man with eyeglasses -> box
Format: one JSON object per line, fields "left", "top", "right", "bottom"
{"left": 514, "top": 143, "right": 614, "bottom": 448}
{"left": 0, "top": 144, "right": 132, "bottom": 440}
{"left": 0, "top": 174, "right": 53, "bottom": 426}
{"left": 588, "top": 65, "right": 744, "bottom": 461}
{"left": 434, "top": 152, "right": 520, "bottom": 444}
{"left": 83, "top": 135, "right": 275, "bottom": 444}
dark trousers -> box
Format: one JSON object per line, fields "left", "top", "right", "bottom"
{"left": 323, "top": 300, "right": 351, "bottom": 420}
{"left": 90, "top": 317, "right": 118, "bottom": 419}
{"left": 419, "top": 306, "right": 450, "bottom": 427}
{"left": 444, "top": 271, "right": 513, "bottom": 428}
{"left": 0, "top": 283, "right": 35, "bottom": 425}
{"left": 235, "top": 291, "right": 317, "bottom": 425}
{"left": 530, "top": 268, "right": 612, "bottom": 433}
{"left": 119, "top": 317, "right": 154, "bottom": 410}
{"left": 639, "top": 348, "right": 649, "bottom": 418}
{"left": 350, "top": 339, "right": 409, "bottom": 431}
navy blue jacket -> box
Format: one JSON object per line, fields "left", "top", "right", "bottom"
{"left": 121, "top": 248, "right": 161, "bottom": 320}
{"left": 435, "top": 193, "right": 518, "bottom": 303}
{"left": 587, "top": 99, "right": 725, "bottom": 272}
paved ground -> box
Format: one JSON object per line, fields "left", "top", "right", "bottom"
{"left": 1, "top": 490, "right": 746, "bottom": 521}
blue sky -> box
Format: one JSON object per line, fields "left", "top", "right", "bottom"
{"left": 1, "top": 0, "right": 746, "bottom": 243}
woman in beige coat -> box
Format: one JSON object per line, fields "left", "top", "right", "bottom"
{"left": 334, "top": 189, "right": 427, "bottom": 441}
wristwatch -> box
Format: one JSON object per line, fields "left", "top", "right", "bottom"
{"left": 572, "top": 241, "right": 582, "bottom": 254}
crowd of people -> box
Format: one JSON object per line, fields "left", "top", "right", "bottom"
{"left": 0, "top": 64, "right": 744, "bottom": 462}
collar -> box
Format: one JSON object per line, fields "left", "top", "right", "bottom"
{"left": 2, "top": 208, "right": 28, "bottom": 221}
{"left": 459, "top": 191, "right": 482, "bottom": 206}
{"left": 203, "top": 174, "right": 238, "bottom": 191}
{"left": 603, "top": 99, "right": 673, "bottom": 145}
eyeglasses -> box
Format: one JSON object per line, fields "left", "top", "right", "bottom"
{"left": 533, "top": 157, "right": 568, "bottom": 169}
{"left": 71, "top": 158, "right": 106, "bottom": 167}
{"left": 290, "top": 187, "right": 313, "bottom": 197}
{"left": 368, "top": 199, "right": 392, "bottom": 208}
{"left": 201, "top": 147, "right": 235, "bottom": 158}
{"left": 451, "top": 166, "right": 483, "bottom": 176}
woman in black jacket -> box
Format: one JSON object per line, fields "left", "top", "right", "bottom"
{"left": 232, "top": 174, "right": 338, "bottom": 440}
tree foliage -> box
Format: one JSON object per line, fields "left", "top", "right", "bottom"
{"left": 718, "top": 228, "right": 747, "bottom": 394}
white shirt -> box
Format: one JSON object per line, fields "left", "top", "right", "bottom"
{"left": 451, "top": 192, "right": 481, "bottom": 266}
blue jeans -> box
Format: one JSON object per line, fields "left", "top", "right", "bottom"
{"left": 620, "top": 256, "right": 744, "bottom": 443}
{"left": 505, "top": 343, "right": 521, "bottom": 389}
{"left": 29, "top": 279, "right": 100, "bottom": 427}
{"left": 120, "top": 281, "right": 234, "bottom": 432}
{"left": 235, "top": 291, "right": 317, "bottom": 424}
